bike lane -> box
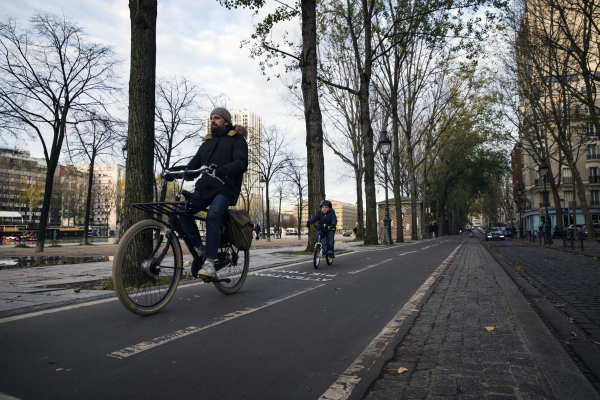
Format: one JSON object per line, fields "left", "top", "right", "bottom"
{"left": 0, "top": 238, "right": 462, "bottom": 400}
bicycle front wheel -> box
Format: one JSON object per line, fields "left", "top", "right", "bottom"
{"left": 213, "top": 246, "right": 249, "bottom": 295}
{"left": 313, "top": 244, "right": 321, "bottom": 269}
{"left": 112, "top": 219, "right": 183, "bottom": 316}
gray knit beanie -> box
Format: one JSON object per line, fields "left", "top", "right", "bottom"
{"left": 210, "top": 108, "right": 231, "bottom": 124}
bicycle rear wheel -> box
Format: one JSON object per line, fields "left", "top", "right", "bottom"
{"left": 213, "top": 245, "right": 249, "bottom": 294}
{"left": 113, "top": 219, "right": 182, "bottom": 315}
{"left": 313, "top": 244, "right": 321, "bottom": 269}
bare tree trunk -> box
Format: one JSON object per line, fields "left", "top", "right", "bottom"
{"left": 123, "top": 0, "right": 157, "bottom": 230}
{"left": 355, "top": 168, "right": 365, "bottom": 240}
{"left": 82, "top": 159, "right": 96, "bottom": 245}
{"left": 301, "top": 0, "right": 326, "bottom": 251}
{"left": 391, "top": 88, "right": 404, "bottom": 243}
{"left": 36, "top": 124, "right": 65, "bottom": 252}
{"left": 407, "top": 145, "right": 419, "bottom": 240}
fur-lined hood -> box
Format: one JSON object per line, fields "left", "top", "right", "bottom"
{"left": 203, "top": 125, "right": 248, "bottom": 141}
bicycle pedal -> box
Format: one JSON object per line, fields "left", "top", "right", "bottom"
{"left": 202, "top": 277, "right": 231, "bottom": 283}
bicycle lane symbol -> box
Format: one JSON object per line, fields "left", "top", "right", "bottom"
{"left": 253, "top": 270, "right": 337, "bottom": 282}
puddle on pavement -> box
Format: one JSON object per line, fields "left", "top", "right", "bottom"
{"left": 0, "top": 256, "right": 112, "bottom": 269}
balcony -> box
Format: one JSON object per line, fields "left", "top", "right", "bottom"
{"left": 563, "top": 177, "right": 573, "bottom": 184}
{"left": 539, "top": 202, "right": 551, "bottom": 208}
{"left": 590, "top": 176, "right": 600, "bottom": 183}
{"left": 567, "top": 201, "right": 575, "bottom": 208}
{"left": 534, "top": 179, "right": 545, "bottom": 187}
{"left": 591, "top": 200, "right": 600, "bottom": 206}
{"left": 588, "top": 154, "right": 600, "bottom": 160}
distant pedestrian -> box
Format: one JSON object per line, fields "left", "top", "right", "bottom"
{"left": 433, "top": 222, "right": 439, "bottom": 238}
{"left": 254, "top": 223, "right": 261, "bottom": 240}
{"left": 353, "top": 226, "right": 357, "bottom": 236}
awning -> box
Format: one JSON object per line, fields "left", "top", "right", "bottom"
{"left": 0, "top": 211, "right": 23, "bottom": 218}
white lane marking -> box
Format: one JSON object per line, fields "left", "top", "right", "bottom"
{"left": 319, "top": 242, "right": 463, "bottom": 400}
{"left": 107, "top": 284, "right": 326, "bottom": 359}
{"left": 348, "top": 259, "right": 393, "bottom": 274}
{"left": 0, "top": 297, "right": 118, "bottom": 325}
{"left": 0, "top": 280, "right": 212, "bottom": 325}
{"left": 254, "top": 272, "right": 334, "bottom": 282}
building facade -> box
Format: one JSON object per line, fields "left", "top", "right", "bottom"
{"left": 72, "top": 163, "right": 125, "bottom": 233}
{"left": 0, "top": 147, "right": 61, "bottom": 226}
{"left": 376, "top": 198, "right": 423, "bottom": 239}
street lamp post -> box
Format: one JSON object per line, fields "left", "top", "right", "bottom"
{"left": 425, "top": 182, "right": 430, "bottom": 238}
{"left": 516, "top": 184, "right": 524, "bottom": 239}
{"left": 260, "top": 177, "right": 265, "bottom": 239}
{"left": 377, "top": 131, "right": 392, "bottom": 245}
{"left": 539, "top": 159, "right": 552, "bottom": 245}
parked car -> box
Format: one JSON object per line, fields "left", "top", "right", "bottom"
{"left": 502, "top": 227, "right": 514, "bottom": 238}
{"left": 485, "top": 227, "right": 505, "bottom": 241}
{"left": 582, "top": 223, "right": 600, "bottom": 238}
{"left": 565, "top": 224, "right": 585, "bottom": 237}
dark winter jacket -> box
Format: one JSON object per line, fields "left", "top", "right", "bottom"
{"left": 181, "top": 126, "right": 248, "bottom": 205}
{"left": 307, "top": 209, "right": 338, "bottom": 229}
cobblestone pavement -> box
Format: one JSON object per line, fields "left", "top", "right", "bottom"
{"left": 487, "top": 240, "right": 600, "bottom": 346}
{"left": 481, "top": 237, "right": 600, "bottom": 391}
{"left": 364, "top": 239, "right": 562, "bottom": 400}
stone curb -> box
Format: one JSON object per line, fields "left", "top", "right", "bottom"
{"left": 351, "top": 240, "right": 466, "bottom": 400}
{"left": 478, "top": 240, "right": 600, "bottom": 400}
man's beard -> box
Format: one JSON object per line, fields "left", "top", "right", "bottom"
{"left": 211, "top": 124, "right": 230, "bottom": 136}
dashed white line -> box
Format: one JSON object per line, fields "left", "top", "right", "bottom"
{"left": 107, "top": 283, "right": 326, "bottom": 359}
{"left": 348, "top": 259, "right": 393, "bottom": 274}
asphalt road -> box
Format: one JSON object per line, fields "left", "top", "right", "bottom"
{"left": 0, "top": 237, "right": 463, "bottom": 400}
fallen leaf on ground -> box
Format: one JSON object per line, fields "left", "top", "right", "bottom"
{"left": 571, "top": 332, "right": 578, "bottom": 337}
{"left": 305, "top": 387, "right": 311, "bottom": 392}
{"left": 484, "top": 327, "right": 495, "bottom": 331}
{"left": 335, "top": 288, "right": 341, "bottom": 290}
{"left": 397, "top": 367, "right": 408, "bottom": 374}
{"left": 74, "top": 288, "right": 81, "bottom": 293}
{"left": 411, "top": 309, "right": 419, "bottom": 312}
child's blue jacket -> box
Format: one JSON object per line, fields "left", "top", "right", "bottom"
{"left": 307, "top": 209, "right": 338, "bottom": 228}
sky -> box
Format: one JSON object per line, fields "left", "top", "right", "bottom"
{"left": 1, "top": 0, "right": 372, "bottom": 209}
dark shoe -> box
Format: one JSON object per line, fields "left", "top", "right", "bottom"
{"left": 329, "top": 251, "right": 335, "bottom": 258}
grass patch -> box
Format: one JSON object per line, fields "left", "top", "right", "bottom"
{"left": 48, "top": 244, "right": 62, "bottom": 247}
{"left": 104, "top": 278, "right": 114, "bottom": 290}
{"left": 14, "top": 244, "right": 30, "bottom": 248}
{"left": 77, "top": 243, "right": 95, "bottom": 246}
{"left": 272, "top": 250, "right": 314, "bottom": 256}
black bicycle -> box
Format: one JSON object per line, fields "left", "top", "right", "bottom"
{"left": 112, "top": 165, "right": 250, "bottom": 316}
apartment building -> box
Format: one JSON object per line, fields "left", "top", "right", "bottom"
{"left": 0, "top": 147, "right": 61, "bottom": 226}
{"left": 513, "top": 0, "right": 600, "bottom": 232}
{"left": 72, "top": 163, "right": 125, "bottom": 233}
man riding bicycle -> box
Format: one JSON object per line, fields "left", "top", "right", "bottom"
{"left": 166, "top": 108, "right": 248, "bottom": 278}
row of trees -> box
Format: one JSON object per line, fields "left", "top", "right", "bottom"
{"left": 217, "top": 0, "right": 511, "bottom": 246}
{"left": 495, "top": 0, "right": 600, "bottom": 240}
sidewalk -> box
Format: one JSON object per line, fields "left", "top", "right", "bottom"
{"left": 510, "top": 234, "right": 600, "bottom": 259}
{"left": 0, "top": 240, "right": 420, "bottom": 317}
{"left": 364, "top": 239, "right": 599, "bottom": 400}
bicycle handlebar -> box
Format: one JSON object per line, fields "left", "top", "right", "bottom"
{"left": 161, "top": 164, "right": 224, "bottom": 185}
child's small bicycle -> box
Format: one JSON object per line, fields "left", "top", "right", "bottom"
{"left": 312, "top": 226, "right": 334, "bottom": 269}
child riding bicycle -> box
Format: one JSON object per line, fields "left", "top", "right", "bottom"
{"left": 306, "top": 200, "right": 337, "bottom": 258}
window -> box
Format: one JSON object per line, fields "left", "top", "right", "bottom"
{"left": 590, "top": 167, "right": 598, "bottom": 177}
{"left": 592, "top": 191, "right": 600, "bottom": 205}
{"left": 587, "top": 122, "right": 596, "bottom": 136}
{"left": 564, "top": 191, "right": 573, "bottom": 202}
{"left": 590, "top": 145, "right": 597, "bottom": 156}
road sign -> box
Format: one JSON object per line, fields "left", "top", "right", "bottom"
{"left": 562, "top": 208, "right": 569, "bottom": 214}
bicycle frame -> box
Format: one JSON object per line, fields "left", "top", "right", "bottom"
{"left": 130, "top": 165, "right": 229, "bottom": 273}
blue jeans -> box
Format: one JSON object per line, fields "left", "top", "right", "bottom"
{"left": 320, "top": 230, "right": 335, "bottom": 255}
{"left": 178, "top": 194, "right": 229, "bottom": 259}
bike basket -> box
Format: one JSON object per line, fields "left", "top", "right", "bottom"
{"left": 132, "top": 202, "right": 182, "bottom": 216}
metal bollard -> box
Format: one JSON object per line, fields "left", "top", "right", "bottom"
{"left": 581, "top": 234, "right": 584, "bottom": 252}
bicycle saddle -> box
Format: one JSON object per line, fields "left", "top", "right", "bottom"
{"left": 182, "top": 190, "right": 202, "bottom": 200}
